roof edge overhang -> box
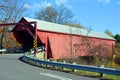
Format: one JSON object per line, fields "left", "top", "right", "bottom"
{"left": 12, "top": 17, "right": 34, "bottom": 32}
{"left": 37, "top": 29, "right": 116, "bottom": 41}
{"left": 12, "top": 17, "right": 116, "bottom": 41}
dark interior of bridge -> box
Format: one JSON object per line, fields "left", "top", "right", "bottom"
{"left": 13, "top": 30, "right": 43, "bottom": 51}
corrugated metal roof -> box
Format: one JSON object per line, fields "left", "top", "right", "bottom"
{"left": 23, "top": 17, "right": 115, "bottom": 40}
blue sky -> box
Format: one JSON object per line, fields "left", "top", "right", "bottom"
{"left": 23, "top": 0, "right": 120, "bottom": 35}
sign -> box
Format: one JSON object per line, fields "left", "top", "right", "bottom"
{"left": 33, "top": 38, "right": 37, "bottom": 48}
{"left": 0, "top": 28, "right": 2, "bottom": 33}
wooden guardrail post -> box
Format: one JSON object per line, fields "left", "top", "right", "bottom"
{"left": 62, "top": 60, "right": 66, "bottom": 71}
{"left": 72, "top": 62, "right": 77, "bottom": 72}
{"left": 44, "top": 59, "right": 48, "bottom": 67}
{"left": 53, "top": 60, "right": 57, "bottom": 68}
{"left": 99, "top": 65, "right": 104, "bottom": 78}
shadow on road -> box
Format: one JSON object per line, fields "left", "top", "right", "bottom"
{"left": 0, "top": 53, "right": 24, "bottom": 60}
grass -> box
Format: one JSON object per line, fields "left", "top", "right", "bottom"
{"left": 74, "top": 70, "right": 120, "bottom": 80}
{"left": 104, "top": 74, "right": 120, "bottom": 80}
{"left": 105, "top": 61, "right": 120, "bottom": 69}
{"left": 75, "top": 70, "right": 100, "bottom": 77}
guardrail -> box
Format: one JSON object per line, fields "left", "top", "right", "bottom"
{"left": 0, "top": 49, "right": 6, "bottom": 54}
{"left": 23, "top": 55, "right": 120, "bottom": 77}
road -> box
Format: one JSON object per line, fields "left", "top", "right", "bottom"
{"left": 0, "top": 54, "right": 99, "bottom": 80}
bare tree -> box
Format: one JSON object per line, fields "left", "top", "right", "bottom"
{"left": 104, "top": 29, "right": 114, "bottom": 38}
{"left": 0, "top": 0, "right": 26, "bottom": 23}
{"left": 36, "top": 6, "right": 74, "bottom": 24}
{"left": 65, "top": 23, "right": 85, "bottom": 29}
{"left": 0, "top": 0, "right": 26, "bottom": 48}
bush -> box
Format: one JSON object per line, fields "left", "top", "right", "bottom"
{"left": 114, "top": 55, "right": 120, "bottom": 65}
{"left": 114, "top": 48, "right": 120, "bottom": 65}
{"left": 78, "top": 56, "right": 98, "bottom": 65}
{"left": 116, "top": 43, "right": 120, "bottom": 48}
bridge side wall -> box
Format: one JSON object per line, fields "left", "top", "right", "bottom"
{"left": 37, "top": 30, "right": 115, "bottom": 59}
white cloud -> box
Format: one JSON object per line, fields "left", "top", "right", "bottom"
{"left": 33, "top": 1, "right": 52, "bottom": 9}
{"left": 55, "top": 0, "right": 69, "bottom": 6}
{"left": 98, "top": 0, "right": 111, "bottom": 4}
{"left": 65, "top": 4, "right": 73, "bottom": 9}
{"left": 54, "top": 0, "right": 73, "bottom": 9}
{"left": 72, "top": 16, "right": 79, "bottom": 20}
{"left": 116, "top": 0, "right": 120, "bottom": 4}
{"left": 23, "top": 4, "right": 31, "bottom": 9}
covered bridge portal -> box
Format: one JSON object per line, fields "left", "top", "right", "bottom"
{"left": 0, "top": 20, "right": 38, "bottom": 54}
{"left": 13, "top": 18, "right": 43, "bottom": 51}
{"left": 13, "top": 17, "right": 115, "bottom": 59}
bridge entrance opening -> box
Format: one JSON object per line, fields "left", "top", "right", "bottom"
{"left": 14, "top": 30, "right": 43, "bottom": 51}
{"left": 0, "top": 21, "right": 38, "bottom": 55}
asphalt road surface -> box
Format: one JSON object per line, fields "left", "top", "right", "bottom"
{"left": 0, "top": 54, "right": 99, "bottom": 80}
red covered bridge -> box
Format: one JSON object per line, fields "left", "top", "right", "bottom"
{"left": 13, "top": 17, "right": 116, "bottom": 59}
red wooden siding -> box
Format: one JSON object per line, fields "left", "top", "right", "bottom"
{"left": 37, "top": 30, "right": 115, "bottom": 59}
